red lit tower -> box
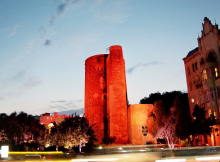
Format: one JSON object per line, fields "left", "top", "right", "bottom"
{"left": 85, "top": 54, "right": 108, "bottom": 143}
{"left": 106, "top": 45, "right": 128, "bottom": 143}
{"left": 84, "top": 45, "right": 128, "bottom": 144}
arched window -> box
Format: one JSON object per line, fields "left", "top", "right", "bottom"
{"left": 203, "top": 70, "right": 207, "bottom": 80}
{"left": 208, "top": 51, "right": 216, "bottom": 62}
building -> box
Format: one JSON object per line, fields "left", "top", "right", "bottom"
{"left": 183, "top": 17, "right": 220, "bottom": 146}
{"left": 40, "top": 112, "right": 69, "bottom": 134}
{"left": 84, "top": 45, "right": 154, "bottom": 144}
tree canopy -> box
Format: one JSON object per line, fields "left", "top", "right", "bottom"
{"left": 141, "top": 91, "right": 214, "bottom": 147}
{"left": 44, "top": 115, "right": 96, "bottom": 149}
{"left": 0, "top": 112, "right": 45, "bottom": 150}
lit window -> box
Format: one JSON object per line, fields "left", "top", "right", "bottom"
{"left": 51, "top": 118, "right": 52, "bottom": 120}
{"left": 191, "top": 98, "right": 194, "bottom": 103}
{"left": 208, "top": 109, "right": 212, "bottom": 118}
{"left": 203, "top": 70, "right": 207, "bottom": 80}
{"left": 215, "top": 68, "right": 218, "bottom": 77}
{"left": 214, "top": 111, "right": 217, "bottom": 119}
{"left": 47, "top": 117, "right": 49, "bottom": 119}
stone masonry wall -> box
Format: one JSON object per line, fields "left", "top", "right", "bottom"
{"left": 106, "top": 45, "right": 128, "bottom": 143}
{"left": 85, "top": 54, "right": 108, "bottom": 143}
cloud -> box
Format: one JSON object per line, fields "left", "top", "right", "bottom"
{"left": 91, "top": 1, "right": 129, "bottom": 24}
{"left": 39, "top": 26, "right": 46, "bottom": 38}
{"left": 126, "top": 62, "right": 160, "bottom": 74}
{"left": 44, "top": 40, "right": 51, "bottom": 46}
{"left": 50, "top": 0, "right": 81, "bottom": 25}
{"left": 47, "top": 100, "right": 83, "bottom": 114}
{"left": 5, "top": 24, "right": 21, "bottom": 37}
{"left": 127, "top": 63, "right": 142, "bottom": 74}
{"left": 0, "top": 70, "right": 42, "bottom": 100}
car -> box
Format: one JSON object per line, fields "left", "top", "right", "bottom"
{"left": 200, "top": 146, "right": 220, "bottom": 155}
{"left": 21, "top": 155, "right": 44, "bottom": 161}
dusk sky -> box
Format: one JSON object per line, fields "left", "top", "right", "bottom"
{"left": 1, "top": 0, "right": 220, "bottom": 116}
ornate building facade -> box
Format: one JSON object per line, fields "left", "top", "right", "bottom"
{"left": 183, "top": 17, "right": 220, "bottom": 120}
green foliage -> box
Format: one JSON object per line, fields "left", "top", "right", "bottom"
{"left": 44, "top": 115, "right": 96, "bottom": 149}
{"left": 144, "top": 91, "right": 190, "bottom": 148}
{"left": 0, "top": 112, "right": 45, "bottom": 151}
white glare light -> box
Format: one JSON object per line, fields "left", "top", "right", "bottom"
{"left": 155, "top": 159, "right": 186, "bottom": 162}
{"left": 1, "top": 146, "right": 9, "bottom": 158}
{"left": 196, "top": 156, "right": 220, "bottom": 161}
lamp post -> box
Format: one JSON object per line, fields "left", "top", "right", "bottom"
{"left": 142, "top": 126, "right": 148, "bottom": 145}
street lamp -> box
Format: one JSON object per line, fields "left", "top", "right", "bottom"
{"left": 142, "top": 126, "right": 148, "bottom": 145}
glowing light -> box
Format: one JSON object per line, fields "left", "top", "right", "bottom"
{"left": 8, "top": 151, "right": 63, "bottom": 154}
{"left": 155, "top": 159, "right": 186, "bottom": 162}
{"left": 191, "top": 98, "right": 194, "bottom": 103}
{"left": 119, "top": 147, "right": 122, "bottom": 150}
{"left": 49, "top": 123, "right": 54, "bottom": 127}
{"left": 72, "top": 159, "right": 118, "bottom": 161}
{"left": 99, "top": 146, "right": 102, "bottom": 149}
{"left": 139, "top": 150, "right": 146, "bottom": 152}
{"left": 1, "top": 146, "right": 9, "bottom": 158}
{"left": 196, "top": 156, "right": 220, "bottom": 161}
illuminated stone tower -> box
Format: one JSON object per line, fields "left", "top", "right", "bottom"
{"left": 84, "top": 54, "right": 108, "bottom": 143}
{"left": 84, "top": 45, "right": 128, "bottom": 144}
{"left": 106, "top": 45, "right": 128, "bottom": 143}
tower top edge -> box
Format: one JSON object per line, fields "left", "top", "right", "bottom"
{"left": 85, "top": 54, "right": 109, "bottom": 62}
{"left": 109, "top": 45, "right": 122, "bottom": 51}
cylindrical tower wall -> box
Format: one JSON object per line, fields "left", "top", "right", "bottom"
{"left": 106, "top": 45, "right": 128, "bottom": 143}
{"left": 85, "top": 54, "right": 108, "bottom": 143}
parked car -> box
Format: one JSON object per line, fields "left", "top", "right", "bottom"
{"left": 21, "top": 155, "right": 44, "bottom": 161}
{"left": 200, "top": 146, "right": 220, "bottom": 155}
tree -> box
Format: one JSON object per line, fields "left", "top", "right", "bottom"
{"left": 0, "top": 112, "right": 45, "bottom": 150}
{"left": 144, "top": 91, "right": 191, "bottom": 148}
{"left": 188, "top": 104, "right": 213, "bottom": 145}
{"left": 44, "top": 115, "right": 96, "bottom": 150}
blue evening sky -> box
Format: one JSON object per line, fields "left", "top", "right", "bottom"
{"left": 0, "top": 0, "right": 220, "bottom": 116}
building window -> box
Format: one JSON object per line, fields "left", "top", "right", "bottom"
{"left": 200, "top": 58, "right": 204, "bottom": 65}
{"left": 97, "top": 58, "right": 100, "bottom": 62}
{"left": 208, "top": 109, "right": 212, "bottom": 118}
{"left": 205, "top": 87, "right": 210, "bottom": 101}
{"left": 191, "top": 98, "right": 194, "bottom": 103}
{"left": 215, "top": 68, "right": 218, "bottom": 77}
{"left": 192, "top": 64, "right": 195, "bottom": 72}
{"left": 214, "top": 111, "right": 217, "bottom": 119}
{"left": 210, "top": 87, "right": 215, "bottom": 100}
{"left": 47, "top": 117, "right": 49, "bottom": 119}
{"left": 203, "top": 70, "right": 207, "bottom": 80}
{"left": 208, "top": 68, "right": 211, "bottom": 78}
{"left": 104, "top": 95, "right": 106, "bottom": 99}
{"left": 188, "top": 67, "right": 190, "bottom": 75}
{"left": 217, "top": 86, "right": 220, "bottom": 98}
{"left": 195, "top": 62, "right": 198, "bottom": 70}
